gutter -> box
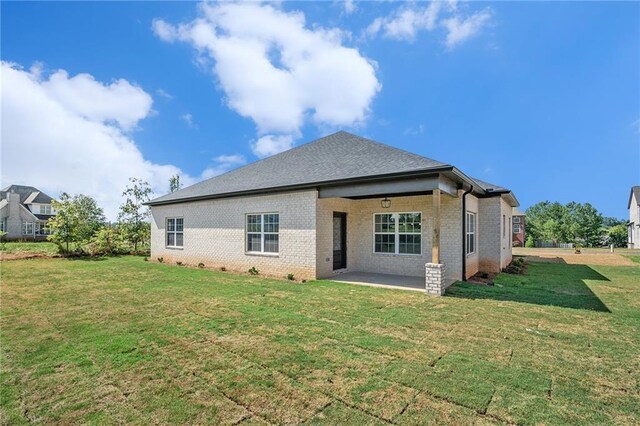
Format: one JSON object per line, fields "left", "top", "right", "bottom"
{"left": 461, "top": 185, "right": 474, "bottom": 281}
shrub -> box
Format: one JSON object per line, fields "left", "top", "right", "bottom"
{"left": 87, "top": 227, "right": 126, "bottom": 256}
{"left": 143, "top": 257, "right": 148, "bottom": 262}
{"left": 525, "top": 236, "right": 535, "bottom": 248}
{"left": 176, "top": 261, "right": 183, "bottom": 266}
{"left": 504, "top": 257, "right": 527, "bottom": 275}
{"left": 301, "top": 279, "right": 307, "bottom": 283}
{"left": 198, "top": 262, "right": 205, "bottom": 268}
{"left": 287, "top": 273, "right": 295, "bottom": 281}
{"left": 220, "top": 266, "right": 226, "bottom": 272}
{"left": 157, "top": 257, "right": 164, "bottom": 263}
{"left": 248, "top": 266, "right": 259, "bottom": 275}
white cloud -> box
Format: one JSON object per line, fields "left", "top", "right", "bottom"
{"left": 156, "top": 88, "right": 173, "bottom": 99}
{"left": 181, "top": 113, "right": 197, "bottom": 129}
{"left": 153, "top": 2, "right": 380, "bottom": 157}
{"left": 200, "top": 154, "right": 246, "bottom": 179}
{"left": 442, "top": 9, "right": 492, "bottom": 48}
{"left": 343, "top": 0, "right": 356, "bottom": 15}
{"left": 0, "top": 62, "right": 195, "bottom": 220}
{"left": 366, "top": 1, "right": 492, "bottom": 48}
{"left": 251, "top": 134, "right": 294, "bottom": 158}
{"left": 366, "top": 2, "right": 442, "bottom": 41}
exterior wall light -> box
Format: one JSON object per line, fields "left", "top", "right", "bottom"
{"left": 381, "top": 197, "right": 391, "bottom": 209}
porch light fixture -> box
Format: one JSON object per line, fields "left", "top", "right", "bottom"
{"left": 381, "top": 197, "right": 391, "bottom": 209}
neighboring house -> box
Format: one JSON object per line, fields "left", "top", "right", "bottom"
{"left": 512, "top": 207, "right": 526, "bottom": 247}
{"left": 628, "top": 186, "right": 640, "bottom": 249}
{"left": 0, "top": 185, "right": 56, "bottom": 240}
{"left": 147, "top": 132, "right": 519, "bottom": 295}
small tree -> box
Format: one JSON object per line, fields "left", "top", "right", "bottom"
{"left": 118, "top": 178, "right": 152, "bottom": 252}
{"left": 607, "top": 224, "right": 628, "bottom": 248}
{"left": 169, "top": 175, "right": 182, "bottom": 193}
{"left": 525, "top": 235, "right": 535, "bottom": 248}
{"left": 48, "top": 193, "right": 106, "bottom": 253}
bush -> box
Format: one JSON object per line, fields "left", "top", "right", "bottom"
{"left": 525, "top": 236, "right": 535, "bottom": 248}
{"left": 248, "top": 266, "right": 259, "bottom": 275}
{"left": 176, "top": 261, "right": 183, "bottom": 266}
{"left": 157, "top": 257, "right": 164, "bottom": 263}
{"left": 504, "top": 257, "right": 527, "bottom": 275}
{"left": 198, "top": 262, "right": 205, "bottom": 268}
{"left": 287, "top": 273, "right": 295, "bottom": 281}
{"left": 87, "top": 227, "right": 126, "bottom": 256}
{"left": 220, "top": 266, "right": 226, "bottom": 272}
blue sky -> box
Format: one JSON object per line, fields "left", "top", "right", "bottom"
{"left": 2, "top": 1, "right": 639, "bottom": 219}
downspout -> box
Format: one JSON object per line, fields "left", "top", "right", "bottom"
{"left": 461, "top": 185, "right": 474, "bottom": 281}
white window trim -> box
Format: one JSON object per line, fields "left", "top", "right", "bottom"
{"left": 245, "top": 212, "right": 279, "bottom": 255}
{"left": 513, "top": 216, "right": 521, "bottom": 224}
{"left": 513, "top": 223, "right": 521, "bottom": 233}
{"left": 166, "top": 217, "right": 184, "bottom": 249}
{"left": 466, "top": 212, "right": 477, "bottom": 256}
{"left": 372, "top": 212, "right": 422, "bottom": 256}
{"left": 22, "top": 222, "right": 35, "bottom": 236}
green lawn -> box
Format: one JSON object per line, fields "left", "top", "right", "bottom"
{"left": 0, "top": 242, "right": 60, "bottom": 256}
{"left": 1, "top": 257, "right": 639, "bottom": 424}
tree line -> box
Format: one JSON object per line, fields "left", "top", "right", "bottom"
{"left": 47, "top": 175, "right": 182, "bottom": 255}
{"left": 525, "top": 201, "right": 627, "bottom": 248}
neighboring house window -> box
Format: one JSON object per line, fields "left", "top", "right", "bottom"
{"left": 35, "top": 222, "right": 52, "bottom": 236}
{"left": 0, "top": 219, "right": 6, "bottom": 232}
{"left": 39, "top": 205, "right": 52, "bottom": 215}
{"left": 466, "top": 212, "right": 476, "bottom": 255}
{"left": 374, "top": 212, "right": 421, "bottom": 255}
{"left": 22, "top": 222, "right": 34, "bottom": 235}
{"left": 246, "top": 213, "right": 279, "bottom": 254}
{"left": 513, "top": 217, "right": 521, "bottom": 224}
{"left": 513, "top": 223, "right": 521, "bottom": 233}
{"left": 166, "top": 218, "right": 184, "bottom": 248}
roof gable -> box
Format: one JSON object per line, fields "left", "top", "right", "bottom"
{"left": 629, "top": 186, "right": 640, "bottom": 209}
{"left": 150, "top": 131, "right": 450, "bottom": 205}
{"left": 0, "top": 185, "right": 55, "bottom": 205}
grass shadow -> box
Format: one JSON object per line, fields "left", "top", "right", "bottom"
{"left": 447, "top": 262, "right": 611, "bottom": 312}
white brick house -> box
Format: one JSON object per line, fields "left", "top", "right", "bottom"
{"left": 147, "top": 132, "right": 519, "bottom": 295}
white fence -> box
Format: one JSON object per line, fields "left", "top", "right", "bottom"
{"left": 535, "top": 241, "right": 574, "bottom": 248}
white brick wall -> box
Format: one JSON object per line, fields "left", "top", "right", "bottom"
{"left": 150, "top": 190, "right": 317, "bottom": 280}
{"left": 151, "top": 189, "right": 512, "bottom": 284}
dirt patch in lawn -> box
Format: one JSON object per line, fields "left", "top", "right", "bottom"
{"left": 513, "top": 248, "right": 636, "bottom": 266}
{"left": 0, "top": 252, "right": 57, "bottom": 261}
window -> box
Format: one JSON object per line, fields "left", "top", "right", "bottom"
{"left": 22, "top": 222, "right": 34, "bottom": 235}
{"left": 503, "top": 214, "right": 506, "bottom": 237}
{"left": 513, "top": 216, "right": 521, "bottom": 224}
{"left": 39, "top": 205, "right": 52, "bottom": 215}
{"left": 466, "top": 212, "right": 476, "bottom": 255}
{"left": 513, "top": 223, "right": 521, "bottom": 233}
{"left": 35, "top": 222, "right": 51, "bottom": 236}
{"left": 166, "top": 218, "right": 184, "bottom": 248}
{"left": 0, "top": 219, "right": 6, "bottom": 232}
{"left": 374, "top": 212, "right": 421, "bottom": 255}
{"left": 246, "top": 213, "right": 279, "bottom": 254}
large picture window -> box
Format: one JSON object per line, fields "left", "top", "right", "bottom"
{"left": 374, "top": 212, "right": 421, "bottom": 255}
{"left": 246, "top": 213, "right": 279, "bottom": 254}
{"left": 466, "top": 212, "right": 476, "bottom": 255}
{"left": 166, "top": 218, "right": 184, "bottom": 248}
{"left": 22, "top": 222, "right": 34, "bottom": 235}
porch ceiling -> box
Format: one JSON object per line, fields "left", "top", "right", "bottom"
{"left": 318, "top": 174, "right": 457, "bottom": 199}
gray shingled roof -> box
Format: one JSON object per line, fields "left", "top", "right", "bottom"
{"left": 629, "top": 186, "right": 640, "bottom": 209}
{"left": 149, "top": 131, "right": 451, "bottom": 205}
{"left": 0, "top": 185, "right": 54, "bottom": 204}
{"left": 470, "top": 177, "right": 510, "bottom": 193}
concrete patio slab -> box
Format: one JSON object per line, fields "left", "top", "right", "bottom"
{"left": 330, "top": 271, "right": 424, "bottom": 292}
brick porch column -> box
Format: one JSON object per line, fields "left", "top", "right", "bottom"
{"left": 425, "top": 263, "right": 446, "bottom": 296}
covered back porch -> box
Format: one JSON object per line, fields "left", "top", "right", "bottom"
{"left": 315, "top": 173, "right": 465, "bottom": 295}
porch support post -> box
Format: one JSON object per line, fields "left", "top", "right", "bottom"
{"left": 426, "top": 189, "right": 446, "bottom": 296}
{"left": 432, "top": 189, "right": 441, "bottom": 264}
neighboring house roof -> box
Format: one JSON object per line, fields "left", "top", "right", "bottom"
{"left": 148, "top": 131, "right": 516, "bottom": 206}
{"left": 0, "top": 185, "right": 55, "bottom": 205}
{"left": 628, "top": 186, "right": 640, "bottom": 209}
